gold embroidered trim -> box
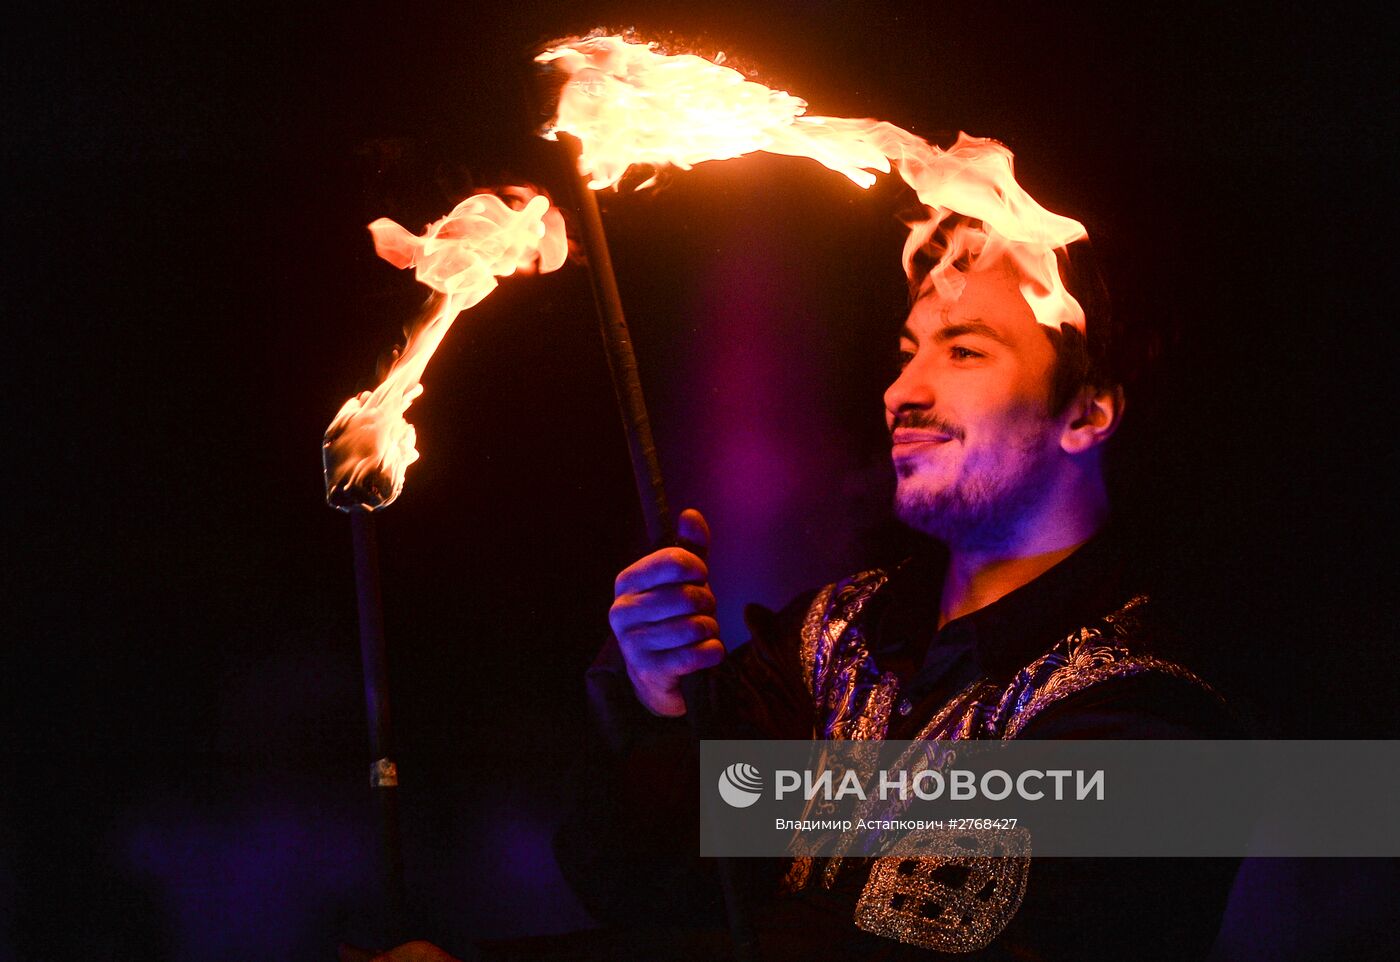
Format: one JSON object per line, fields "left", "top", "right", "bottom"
{"left": 850, "top": 673, "right": 900, "bottom": 742}
{"left": 799, "top": 583, "right": 835, "bottom": 696}
{"left": 992, "top": 595, "right": 1218, "bottom": 741}
{"left": 908, "top": 681, "right": 1001, "bottom": 741}
{"left": 1002, "top": 654, "right": 1216, "bottom": 740}
{"left": 798, "top": 570, "right": 894, "bottom": 741}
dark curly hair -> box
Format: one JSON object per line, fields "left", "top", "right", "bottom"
{"left": 1043, "top": 242, "right": 1117, "bottom": 415}
{"left": 906, "top": 222, "right": 1139, "bottom": 417}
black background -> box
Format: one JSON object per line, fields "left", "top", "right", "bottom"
{"left": 4, "top": 1, "right": 1396, "bottom": 959}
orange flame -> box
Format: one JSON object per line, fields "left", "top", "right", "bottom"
{"left": 328, "top": 38, "right": 1091, "bottom": 510}
{"left": 536, "top": 36, "right": 889, "bottom": 190}
{"left": 323, "top": 188, "right": 566, "bottom": 511}
{"left": 537, "top": 35, "right": 1086, "bottom": 329}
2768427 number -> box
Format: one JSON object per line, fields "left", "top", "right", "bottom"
{"left": 947, "top": 818, "right": 1018, "bottom": 830}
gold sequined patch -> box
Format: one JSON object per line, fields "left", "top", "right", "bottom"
{"left": 854, "top": 830, "right": 1031, "bottom": 954}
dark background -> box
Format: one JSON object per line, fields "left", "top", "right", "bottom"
{"left": 4, "top": 1, "right": 1395, "bottom": 959}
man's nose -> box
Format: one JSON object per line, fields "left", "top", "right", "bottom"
{"left": 884, "top": 357, "right": 936, "bottom": 424}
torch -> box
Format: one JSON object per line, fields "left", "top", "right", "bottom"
{"left": 559, "top": 131, "right": 762, "bottom": 961}
{"left": 323, "top": 191, "right": 568, "bottom": 947}
{"left": 531, "top": 51, "right": 762, "bottom": 962}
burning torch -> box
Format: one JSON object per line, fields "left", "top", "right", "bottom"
{"left": 323, "top": 189, "right": 567, "bottom": 944}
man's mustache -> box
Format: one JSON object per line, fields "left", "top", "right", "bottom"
{"left": 890, "top": 410, "right": 966, "bottom": 441}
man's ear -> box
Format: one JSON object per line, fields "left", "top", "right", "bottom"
{"left": 1060, "top": 384, "right": 1124, "bottom": 454}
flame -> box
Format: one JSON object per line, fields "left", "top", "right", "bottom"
{"left": 327, "top": 37, "right": 1092, "bottom": 511}
{"left": 323, "top": 188, "right": 566, "bottom": 511}
{"left": 536, "top": 36, "right": 889, "bottom": 190}
{"left": 537, "top": 35, "right": 1087, "bottom": 329}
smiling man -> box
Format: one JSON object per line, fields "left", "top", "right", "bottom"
{"left": 556, "top": 199, "right": 1239, "bottom": 959}
{"left": 886, "top": 256, "right": 1120, "bottom": 630}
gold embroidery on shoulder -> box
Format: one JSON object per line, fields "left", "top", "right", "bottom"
{"left": 1003, "top": 655, "right": 1216, "bottom": 740}
{"left": 803, "top": 570, "right": 894, "bottom": 741}
{"left": 994, "top": 596, "right": 1219, "bottom": 740}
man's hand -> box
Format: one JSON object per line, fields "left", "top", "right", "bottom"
{"left": 609, "top": 509, "right": 725, "bottom": 716}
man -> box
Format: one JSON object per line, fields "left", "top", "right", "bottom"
{"left": 617, "top": 251, "right": 1120, "bottom": 721}
{"left": 557, "top": 229, "right": 1239, "bottom": 959}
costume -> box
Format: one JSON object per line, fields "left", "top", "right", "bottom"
{"left": 556, "top": 531, "right": 1240, "bottom": 960}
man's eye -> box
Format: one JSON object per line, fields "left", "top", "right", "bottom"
{"left": 896, "top": 349, "right": 916, "bottom": 370}
{"left": 950, "top": 345, "right": 983, "bottom": 361}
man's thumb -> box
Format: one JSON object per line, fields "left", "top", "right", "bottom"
{"left": 676, "top": 508, "right": 710, "bottom": 560}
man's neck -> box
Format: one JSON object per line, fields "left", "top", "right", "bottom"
{"left": 937, "top": 493, "right": 1109, "bottom": 629}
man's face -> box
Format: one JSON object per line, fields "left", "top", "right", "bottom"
{"left": 884, "top": 263, "right": 1066, "bottom": 548}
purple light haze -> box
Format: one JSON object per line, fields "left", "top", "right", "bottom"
{"left": 669, "top": 231, "right": 870, "bottom": 641}
{"left": 121, "top": 792, "right": 372, "bottom": 960}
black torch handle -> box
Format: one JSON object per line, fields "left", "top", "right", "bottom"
{"left": 557, "top": 133, "right": 758, "bottom": 962}
{"left": 557, "top": 133, "right": 674, "bottom": 548}
{"left": 350, "top": 508, "right": 407, "bottom": 946}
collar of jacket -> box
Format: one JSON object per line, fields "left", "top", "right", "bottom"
{"left": 870, "top": 525, "right": 1140, "bottom": 686}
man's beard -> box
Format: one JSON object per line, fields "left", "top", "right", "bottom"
{"left": 892, "top": 412, "right": 1053, "bottom": 552}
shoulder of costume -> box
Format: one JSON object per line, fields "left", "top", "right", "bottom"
{"left": 995, "top": 594, "right": 1226, "bottom": 740}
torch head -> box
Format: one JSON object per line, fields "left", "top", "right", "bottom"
{"left": 322, "top": 387, "right": 419, "bottom": 513}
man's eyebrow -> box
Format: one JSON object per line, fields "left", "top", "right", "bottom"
{"left": 933, "top": 320, "right": 1010, "bottom": 345}
{"left": 898, "top": 318, "right": 1011, "bottom": 345}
